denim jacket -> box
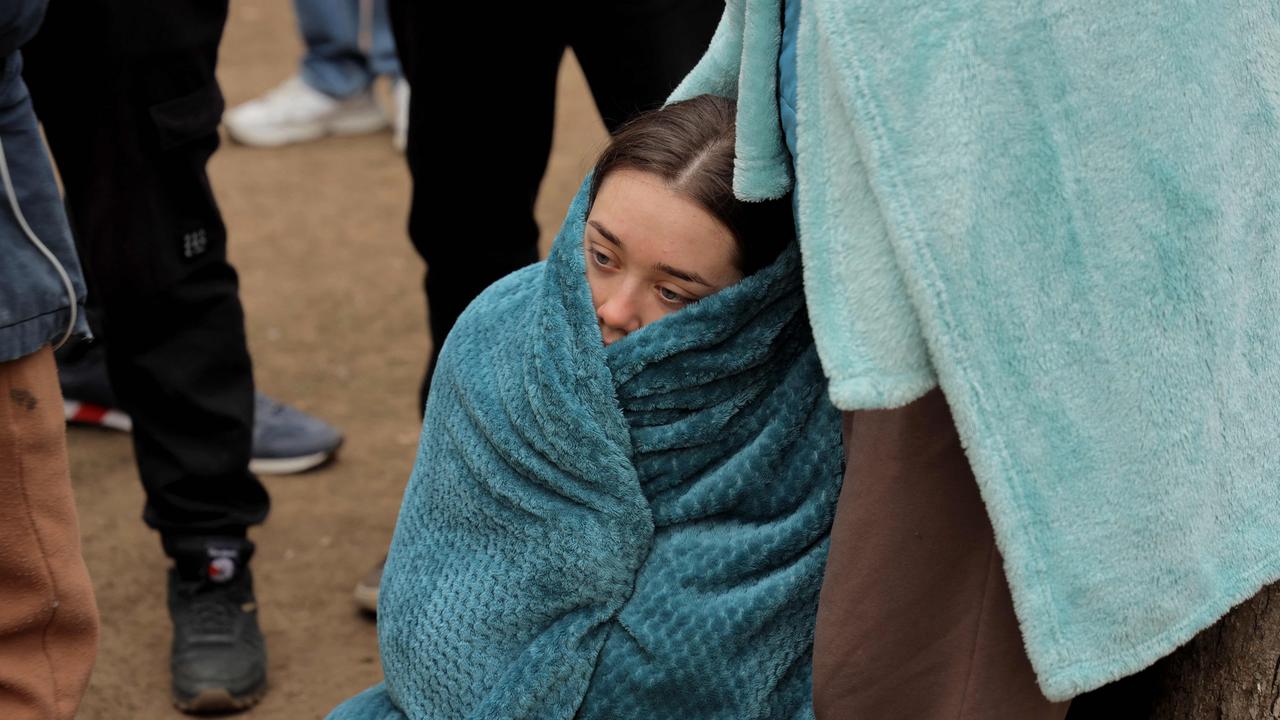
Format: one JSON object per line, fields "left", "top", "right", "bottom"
{"left": 0, "top": 0, "right": 89, "bottom": 363}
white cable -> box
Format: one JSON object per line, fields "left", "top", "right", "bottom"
{"left": 0, "top": 134, "right": 78, "bottom": 350}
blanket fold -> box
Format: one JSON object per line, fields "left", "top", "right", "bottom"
{"left": 669, "top": 0, "right": 1280, "bottom": 701}
{"left": 328, "top": 173, "right": 842, "bottom": 720}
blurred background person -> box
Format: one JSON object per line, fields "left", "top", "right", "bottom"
{"left": 223, "top": 0, "right": 408, "bottom": 151}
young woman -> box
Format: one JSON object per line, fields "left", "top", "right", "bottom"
{"left": 328, "top": 94, "right": 842, "bottom": 720}
{"left": 581, "top": 95, "right": 793, "bottom": 342}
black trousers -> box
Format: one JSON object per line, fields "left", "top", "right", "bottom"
{"left": 22, "top": 0, "right": 269, "bottom": 549}
{"left": 389, "top": 0, "right": 726, "bottom": 413}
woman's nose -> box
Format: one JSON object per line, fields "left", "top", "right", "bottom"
{"left": 596, "top": 289, "right": 642, "bottom": 337}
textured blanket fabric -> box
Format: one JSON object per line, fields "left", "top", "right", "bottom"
{"left": 327, "top": 174, "right": 843, "bottom": 719}
{"left": 671, "top": 0, "right": 1280, "bottom": 701}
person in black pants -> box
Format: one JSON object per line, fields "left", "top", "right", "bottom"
{"left": 23, "top": 0, "right": 270, "bottom": 713}
{"left": 349, "top": 0, "right": 727, "bottom": 610}
{"left": 391, "top": 1, "right": 726, "bottom": 416}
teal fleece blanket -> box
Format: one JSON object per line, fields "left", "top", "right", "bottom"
{"left": 328, "top": 174, "right": 843, "bottom": 719}
{"left": 670, "top": 0, "right": 1280, "bottom": 700}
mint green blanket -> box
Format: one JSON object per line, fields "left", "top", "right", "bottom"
{"left": 670, "top": 0, "right": 1280, "bottom": 700}
{"left": 327, "top": 174, "right": 843, "bottom": 719}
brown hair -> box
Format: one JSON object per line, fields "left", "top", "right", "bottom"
{"left": 587, "top": 94, "right": 794, "bottom": 276}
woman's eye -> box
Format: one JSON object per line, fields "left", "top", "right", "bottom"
{"left": 658, "top": 287, "right": 689, "bottom": 304}
{"left": 592, "top": 250, "right": 613, "bottom": 267}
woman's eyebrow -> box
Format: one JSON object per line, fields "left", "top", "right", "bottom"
{"left": 588, "top": 220, "right": 623, "bottom": 248}
{"left": 656, "top": 263, "right": 711, "bottom": 287}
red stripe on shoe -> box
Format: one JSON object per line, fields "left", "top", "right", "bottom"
{"left": 70, "top": 402, "right": 109, "bottom": 425}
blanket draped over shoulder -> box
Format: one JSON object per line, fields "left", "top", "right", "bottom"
{"left": 328, "top": 173, "right": 843, "bottom": 720}
{"left": 668, "top": 0, "right": 1280, "bottom": 700}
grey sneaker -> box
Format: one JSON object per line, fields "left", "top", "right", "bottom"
{"left": 168, "top": 539, "right": 267, "bottom": 714}
{"left": 353, "top": 556, "right": 385, "bottom": 614}
{"left": 250, "top": 392, "right": 344, "bottom": 475}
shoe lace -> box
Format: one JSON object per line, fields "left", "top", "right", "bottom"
{"left": 179, "top": 582, "right": 243, "bottom": 635}
{"left": 256, "top": 393, "right": 287, "bottom": 420}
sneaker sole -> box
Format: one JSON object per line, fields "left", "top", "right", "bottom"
{"left": 329, "top": 113, "right": 391, "bottom": 136}
{"left": 173, "top": 682, "right": 267, "bottom": 714}
{"left": 249, "top": 449, "right": 337, "bottom": 476}
{"left": 63, "top": 400, "right": 133, "bottom": 432}
{"left": 226, "top": 114, "right": 389, "bottom": 148}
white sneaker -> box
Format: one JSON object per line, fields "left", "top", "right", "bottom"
{"left": 392, "top": 79, "right": 410, "bottom": 153}
{"left": 223, "top": 76, "right": 389, "bottom": 148}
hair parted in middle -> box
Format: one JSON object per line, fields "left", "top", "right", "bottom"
{"left": 588, "top": 94, "right": 795, "bottom": 276}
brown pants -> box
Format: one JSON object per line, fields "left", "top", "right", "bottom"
{"left": 813, "top": 389, "right": 1070, "bottom": 720}
{"left": 0, "top": 347, "right": 98, "bottom": 720}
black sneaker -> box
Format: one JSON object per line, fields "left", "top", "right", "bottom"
{"left": 168, "top": 539, "right": 268, "bottom": 714}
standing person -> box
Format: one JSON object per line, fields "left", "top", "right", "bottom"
{"left": 391, "top": 0, "right": 724, "bottom": 416}
{"left": 21, "top": 0, "right": 313, "bottom": 712}
{"left": 350, "top": 0, "right": 728, "bottom": 612}
{"left": 223, "top": 0, "right": 408, "bottom": 150}
{"left": 668, "top": 0, "right": 1280, "bottom": 717}
{"left": 0, "top": 2, "right": 98, "bottom": 718}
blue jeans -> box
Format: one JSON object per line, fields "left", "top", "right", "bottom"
{"left": 297, "top": 0, "right": 400, "bottom": 99}
{"left": 0, "top": 51, "right": 90, "bottom": 362}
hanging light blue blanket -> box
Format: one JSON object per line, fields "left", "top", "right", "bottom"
{"left": 667, "top": 0, "right": 1280, "bottom": 701}
{"left": 328, "top": 174, "right": 843, "bottom": 719}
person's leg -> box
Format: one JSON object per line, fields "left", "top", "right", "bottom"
{"left": 0, "top": 347, "right": 99, "bottom": 720}
{"left": 569, "top": 0, "right": 725, "bottom": 133}
{"left": 55, "top": 305, "right": 344, "bottom": 477}
{"left": 370, "top": 0, "right": 407, "bottom": 151}
{"left": 368, "top": 0, "right": 401, "bottom": 81}
{"left": 24, "top": 0, "right": 268, "bottom": 544}
{"left": 223, "top": 0, "right": 388, "bottom": 148}
{"left": 98, "top": 263, "right": 268, "bottom": 538}
{"left": 390, "top": 0, "right": 561, "bottom": 414}
{"left": 812, "top": 390, "right": 1071, "bottom": 720}
{"left": 296, "top": 0, "right": 376, "bottom": 98}
{"left": 23, "top": 0, "right": 270, "bottom": 711}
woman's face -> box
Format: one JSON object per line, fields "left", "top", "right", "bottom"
{"left": 584, "top": 169, "right": 743, "bottom": 346}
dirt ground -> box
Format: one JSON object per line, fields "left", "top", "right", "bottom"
{"left": 66, "top": 3, "right": 608, "bottom": 718}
